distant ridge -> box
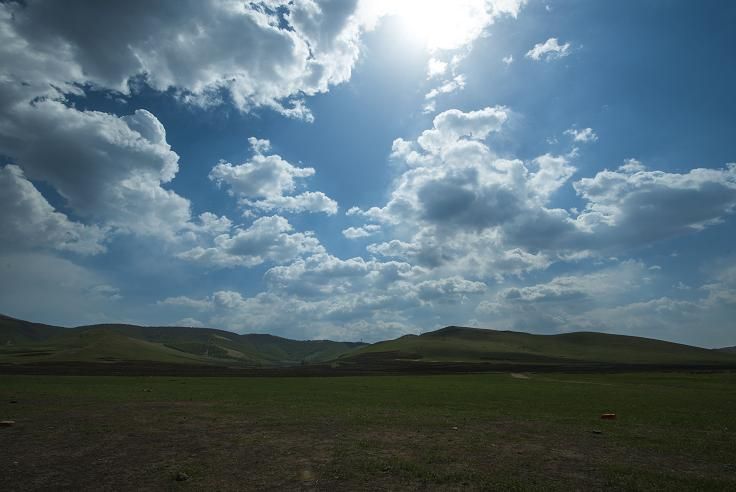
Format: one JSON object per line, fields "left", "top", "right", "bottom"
{"left": 0, "top": 314, "right": 365, "bottom": 367}
{"left": 339, "top": 325, "right": 736, "bottom": 367}
{"left": 1, "top": 315, "right": 735, "bottom": 372}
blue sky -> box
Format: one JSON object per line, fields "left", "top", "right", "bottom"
{"left": 1, "top": 0, "right": 735, "bottom": 347}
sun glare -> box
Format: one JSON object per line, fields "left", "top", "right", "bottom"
{"left": 392, "top": 0, "right": 489, "bottom": 51}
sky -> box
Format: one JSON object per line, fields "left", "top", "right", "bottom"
{"left": 1, "top": 0, "right": 735, "bottom": 347}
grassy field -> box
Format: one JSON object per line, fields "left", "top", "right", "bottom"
{"left": 1, "top": 372, "right": 735, "bottom": 491}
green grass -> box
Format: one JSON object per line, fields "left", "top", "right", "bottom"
{"left": 1, "top": 372, "right": 734, "bottom": 490}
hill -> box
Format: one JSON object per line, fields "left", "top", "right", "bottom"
{"left": 338, "top": 326, "right": 736, "bottom": 368}
{"left": 718, "top": 346, "right": 736, "bottom": 354}
{"left": 2, "top": 315, "right": 735, "bottom": 373}
{"left": 0, "top": 314, "right": 60, "bottom": 344}
{"left": 0, "top": 314, "right": 365, "bottom": 367}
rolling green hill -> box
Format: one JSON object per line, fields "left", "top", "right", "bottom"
{"left": 2, "top": 315, "right": 735, "bottom": 370}
{"left": 339, "top": 326, "right": 736, "bottom": 367}
{"left": 0, "top": 314, "right": 365, "bottom": 366}
{"left": 0, "top": 314, "right": 60, "bottom": 344}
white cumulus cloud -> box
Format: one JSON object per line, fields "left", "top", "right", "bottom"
{"left": 177, "top": 215, "right": 325, "bottom": 268}
{"left": 564, "top": 127, "right": 598, "bottom": 143}
{"left": 348, "top": 107, "right": 736, "bottom": 280}
{"left": 342, "top": 225, "right": 382, "bottom": 239}
{"left": 210, "top": 137, "right": 337, "bottom": 215}
{"left": 0, "top": 165, "right": 107, "bottom": 255}
{"left": 526, "top": 37, "right": 571, "bottom": 61}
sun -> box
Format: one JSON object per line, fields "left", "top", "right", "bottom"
{"left": 391, "top": 0, "right": 490, "bottom": 51}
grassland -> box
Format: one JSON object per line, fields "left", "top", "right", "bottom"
{"left": 2, "top": 372, "right": 735, "bottom": 491}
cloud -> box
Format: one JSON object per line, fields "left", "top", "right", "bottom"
{"left": 497, "top": 261, "right": 645, "bottom": 305}
{"left": 210, "top": 138, "right": 337, "bottom": 215}
{"left": 87, "top": 284, "right": 122, "bottom": 302}
{"left": 425, "top": 75, "right": 466, "bottom": 100}
{"left": 157, "top": 287, "right": 418, "bottom": 341}
{"left": 159, "top": 252, "right": 488, "bottom": 340}
{"left": 0, "top": 99, "right": 198, "bottom": 241}
{"left": 566, "top": 287, "right": 736, "bottom": 348}
{"left": 0, "top": 165, "right": 106, "bottom": 255}
{"left": 186, "top": 212, "right": 233, "bottom": 238}
{"left": 349, "top": 107, "right": 736, "bottom": 280}
{"left": 368, "top": 230, "right": 554, "bottom": 279}
{"left": 174, "top": 318, "right": 204, "bottom": 328}
{"left": 350, "top": 106, "right": 572, "bottom": 276}
{"left": 3, "top": 3, "right": 732, "bottom": 348}
{"left": 427, "top": 58, "right": 448, "bottom": 79}
{"left": 416, "top": 106, "right": 509, "bottom": 153}
{"left": 0, "top": 252, "right": 121, "bottom": 326}
{"left": 502, "top": 54, "right": 514, "bottom": 65}
{"left": 427, "top": 58, "right": 448, "bottom": 78}
{"left": 264, "top": 253, "right": 421, "bottom": 298}
{"left": 0, "top": 1, "right": 526, "bottom": 260}
{"left": 415, "top": 276, "right": 486, "bottom": 301}
{"left": 177, "top": 215, "right": 325, "bottom": 268}
{"left": 342, "top": 225, "right": 382, "bottom": 239}
{"left": 470, "top": 260, "right": 732, "bottom": 346}
{"left": 243, "top": 192, "right": 338, "bottom": 216}
{"left": 167, "top": 138, "right": 736, "bottom": 343}
{"left": 472, "top": 258, "right": 736, "bottom": 347}
{"left": 0, "top": 5, "right": 261, "bottom": 248}
{"left": 525, "top": 37, "right": 571, "bottom": 61}
{"left": 475, "top": 260, "right": 655, "bottom": 332}
{"left": 529, "top": 153, "right": 577, "bottom": 201}
{"left": 210, "top": 139, "right": 314, "bottom": 198}
{"left": 0, "top": 0, "right": 383, "bottom": 120}
{"left": 573, "top": 162, "right": 736, "bottom": 247}
{"left": 247, "top": 137, "right": 271, "bottom": 154}
{"left": 159, "top": 296, "right": 214, "bottom": 312}
{"left": 564, "top": 127, "right": 598, "bottom": 143}
{"left": 0, "top": 1, "right": 524, "bottom": 264}
{"left": 423, "top": 75, "right": 466, "bottom": 112}
{"left": 2, "top": 1, "right": 526, "bottom": 120}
